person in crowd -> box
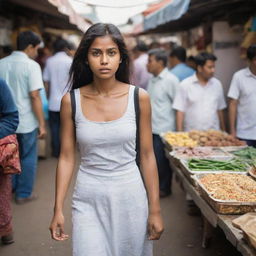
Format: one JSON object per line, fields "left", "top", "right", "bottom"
{"left": 0, "top": 30, "right": 46, "bottom": 204}
{"left": 0, "top": 79, "right": 19, "bottom": 245}
{"left": 186, "top": 55, "right": 197, "bottom": 70}
{"left": 147, "top": 48, "right": 179, "bottom": 198}
{"left": 173, "top": 52, "right": 226, "bottom": 215}
{"left": 173, "top": 52, "right": 226, "bottom": 132}
{"left": 169, "top": 46, "right": 195, "bottom": 81}
{"left": 49, "top": 23, "right": 163, "bottom": 255}
{"left": 67, "top": 41, "right": 77, "bottom": 58}
{"left": 132, "top": 41, "right": 151, "bottom": 90}
{"left": 228, "top": 44, "right": 256, "bottom": 147}
{"left": 43, "top": 38, "right": 72, "bottom": 157}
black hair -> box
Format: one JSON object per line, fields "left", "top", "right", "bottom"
{"left": 169, "top": 46, "right": 186, "bottom": 62}
{"left": 148, "top": 48, "right": 167, "bottom": 67}
{"left": 134, "top": 41, "right": 148, "bottom": 52}
{"left": 17, "top": 31, "right": 41, "bottom": 51}
{"left": 69, "top": 23, "right": 130, "bottom": 90}
{"left": 67, "top": 41, "right": 76, "bottom": 51}
{"left": 53, "top": 38, "right": 69, "bottom": 53}
{"left": 187, "top": 55, "right": 195, "bottom": 62}
{"left": 194, "top": 52, "right": 217, "bottom": 67}
{"left": 247, "top": 44, "right": 256, "bottom": 60}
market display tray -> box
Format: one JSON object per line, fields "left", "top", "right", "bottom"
{"left": 178, "top": 158, "right": 250, "bottom": 186}
{"left": 193, "top": 173, "right": 256, "bottom": 214}
{"left": 170, "top": 147, "right": 234, "bottom": 161}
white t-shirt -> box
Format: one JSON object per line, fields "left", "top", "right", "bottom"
{"left": 173, "top": 74, "right": 226, "bottom": 131}
{"left": 43, "top": 52, "right": 72, "bottom": 112}
{"left": 0, "top": 51, "right": 44, "bottom": 133}
{"left": 228, "top": 67, "right": 256, "bottom": 140}
{"left": 147, "top": 68, "right": 179, "bottom": 135}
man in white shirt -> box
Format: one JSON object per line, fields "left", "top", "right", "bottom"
{"left": 228, "top": 44, "right": 256, "bottom": 147}
{"left": 173, "top": 52, "right": 226, "bottom": 132}
{"left": 132, "top": 41, "right": 151, "bottom": 90}
{"left": 0, "top": 31, "right": 46, "bottom": 204}
{"left": 147, "top": 48, "right": 179, "bottom": 197}
{"left": 43, "top": 38, "right": 72, "bottom": 157}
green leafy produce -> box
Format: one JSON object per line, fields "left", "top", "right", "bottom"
{"left": 232, "top": 147, "right": 256, "bottom": 166}
{"left": 188, "top": 158, "right": 248, "bottom": 172}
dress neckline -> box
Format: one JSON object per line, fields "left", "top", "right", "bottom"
{"left": 78, "top": 85, "right": 132, "bottom": 124}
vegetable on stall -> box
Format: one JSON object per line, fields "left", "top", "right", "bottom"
{"left": 188, "top": 158, "right": 248, "bottom": 172}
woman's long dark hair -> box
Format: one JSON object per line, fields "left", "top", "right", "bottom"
{"left": 69, "top": 23, "right": 130, "bottom": 90}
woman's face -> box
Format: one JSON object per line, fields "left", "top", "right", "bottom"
{"left": 87, "top": 35, "right": 121, "bottom": 80}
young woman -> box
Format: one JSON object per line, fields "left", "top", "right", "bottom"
{"left": 49, "top": 23, "right": 164, "bottom": 256}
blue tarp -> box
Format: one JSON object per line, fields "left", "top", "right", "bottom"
{"left": 144, "top": 0, "right": 190, "bottom": 31}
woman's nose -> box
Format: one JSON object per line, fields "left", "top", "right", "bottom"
{"left": 101, "top": 53, "right": 108, "bottom": 65}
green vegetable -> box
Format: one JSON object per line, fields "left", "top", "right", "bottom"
{"left": 187, "top": 158, "right": 248, "bottom": 172}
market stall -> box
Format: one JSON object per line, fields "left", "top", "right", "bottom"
{"left": 161, "top": 130, "right": 256, "bottom": 256}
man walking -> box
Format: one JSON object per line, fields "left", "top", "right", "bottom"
{"left": 147, "top": 48, "right": 179, "bottom": 197}
{"left": 0, "top": 31, "right": 46, "bottom": 204}
{"left": 43, "top": 38, "right": 72, "bottom": 157}
{"left": 228, "top": 44, "right": 256, "bottom": 147}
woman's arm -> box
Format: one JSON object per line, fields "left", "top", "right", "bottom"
{"left": 138, "top": 89, "right": 164, "bottom": 240}
{"left": 49, "top": 93, "right": 76, "bottom": 241}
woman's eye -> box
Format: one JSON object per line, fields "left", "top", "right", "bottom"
{"left": 92, "top": 51, "right": 100, "bottom": 56}
{"left": 108, "top": 51, "right": 116, "bottom": 56}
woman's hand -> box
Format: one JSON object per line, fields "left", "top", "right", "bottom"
{"left": 147, "top": 212, "right": 164, "bottom": 240}
{"left": 49, "top": 211, "right": 69, "bottom": 241}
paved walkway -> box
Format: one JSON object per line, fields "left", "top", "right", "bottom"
{"left": 1, "top": 157, "right": 241, "bottom": 256}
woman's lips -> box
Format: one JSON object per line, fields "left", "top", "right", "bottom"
{"left": 99, "top": 68, "right": 111, "bottom": 73}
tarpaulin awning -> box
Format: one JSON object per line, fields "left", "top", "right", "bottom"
{"left": 143, "top": 0, "right": 190, "bottom": 31}
{"left": 48, "top": 0, "right": 91, "bottom": 32}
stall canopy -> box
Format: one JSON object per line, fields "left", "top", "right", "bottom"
{"left": 143, "top": 0, "right": 190, "bottom": 31}
{"left": 142, "top": 0, "right": 256, "bottom": 34}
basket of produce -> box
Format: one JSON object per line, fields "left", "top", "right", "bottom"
{"left": 170, "top": 147, "right": 233, "bottom": 160}
{"left": 188, "top": 130, "right": 246, "bottom": 147}
{"left": 161, "top": 132, "right": 197, "bottom": 151}
{"left": 194, "top": 173, "right": 256, "bottom": 214}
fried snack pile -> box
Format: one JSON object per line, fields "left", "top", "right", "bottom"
{"left": 200, "top": 173, "right": 256, "bottom": 202}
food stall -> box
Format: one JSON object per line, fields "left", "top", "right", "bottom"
{"left": 161, "top": 130, "right": 256, "bottom": 256}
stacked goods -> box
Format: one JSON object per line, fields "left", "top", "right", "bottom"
{"left": 188, "top": 158, "right": 248, "bottom": 172}
{"left": 199, "top": 173, "right": 256, "bottom": 202}
{"left": 188, "top": 130, "right": 246, "bottom": 147}
{"left": 164, "top": 132, "right": 197, "bottom": 147}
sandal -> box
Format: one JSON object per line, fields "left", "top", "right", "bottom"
{"left": 1, "top": 233, "right": 14, "bottom": 245}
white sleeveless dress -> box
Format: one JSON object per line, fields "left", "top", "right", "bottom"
{"left": 72, "top": 85, "right": 153, "bottom": 256}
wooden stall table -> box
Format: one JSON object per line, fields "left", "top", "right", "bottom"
{"left": 166, "top": 152, "right": 256, "bottom": 256}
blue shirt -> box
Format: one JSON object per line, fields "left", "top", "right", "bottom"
{"left": 0, "top": 79, "right": 19, "bottom": 139}
{"left": 0, "top": 51, "right": 44, "bottom": 133}
{"left": 170, "top": 63, "right": 195, "bottom": 81}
